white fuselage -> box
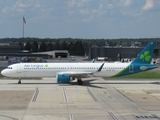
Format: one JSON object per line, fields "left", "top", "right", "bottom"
{"left": 1, "top": 62, "right": 130, "bottom": 78}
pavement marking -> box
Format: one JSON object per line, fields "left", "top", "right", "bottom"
{"left": 87, "top": 87, "right": 98, "bottom": 102}
{"left": 63, "top": 87, "right": 68, "bottom": 102}
{"left": 32, "top": 88, "right": 39, "bottom": 102}
{"left": 132, "top": 114, "right": 160, "bottom": 120}
{"left": 69, "top": 114, "right": 74, "bottom": 120}
{"left": 113, "top": 87, "right": 134, "bottom": 102}
{"left": 132, "top": 114, "right": 140, "bottom": 120}
{"left": 109, "top": 112, "right": 118, "bottom": 120}
{"left": 0, "top": 114, "right": 18, "bottom": 120}
{"left": 151, "top": 114, "right": 160, "bottom": 120}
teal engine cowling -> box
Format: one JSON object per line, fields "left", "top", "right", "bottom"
{"left": 56, "top": 74, "right": 71, "bottom": 83}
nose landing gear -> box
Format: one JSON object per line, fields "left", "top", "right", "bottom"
{"left": 18, "top": 78, "right": 21, "bottom": 84}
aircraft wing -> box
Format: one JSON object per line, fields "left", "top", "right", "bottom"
{"left": 57, "top": 62, "right": 105, "bottom": 78}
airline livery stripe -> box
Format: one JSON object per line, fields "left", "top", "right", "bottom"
{"left": 111, "top": 63, "right": 131, "bottom": 77}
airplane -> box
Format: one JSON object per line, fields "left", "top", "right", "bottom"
{"left": 1, "top": 42, "right": 158, "bottom": 85}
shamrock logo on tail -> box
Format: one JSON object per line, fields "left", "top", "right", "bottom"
{"left": 140, "top": 51, "right": 151, "bottom": 62}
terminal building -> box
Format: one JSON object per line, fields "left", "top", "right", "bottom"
{"left": 88, "top": 47, "right": 143, "bottom": 61}
{"left": 0, "top": 41, "right": 160, "bottom": 61}
{"left": 0, "top": 45, "right": 50, "bottom": 59}
{"left": 33, "top": 50, "right": 69, "bottom": 58}
{"left": 0, "top": 44, "right": 69, "bottom": 59}
{"left": 87, "top": 41, "right": 160, "bottom": 61}
{"left": 0, "top": 45, "right": 21, "bottom": 53}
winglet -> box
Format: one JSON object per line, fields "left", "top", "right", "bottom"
{"left": 97, "top": 62, "right": 105, "bottom": 72}
{"left": 91, "top": 58, "right": 96, "bottom": 63}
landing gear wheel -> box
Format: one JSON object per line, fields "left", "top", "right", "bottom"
{"left": 18, "top": 79, "right": 21, "bottom": 84}
{"left": 77, "top": 79, "right": 83, "bottom": 85}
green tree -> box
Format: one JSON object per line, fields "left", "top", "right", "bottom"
{"left": 31, "top": 41, "right": 38, "bottom": 52}
{"left": 39, "top": 41, "right": 46, "bottom": 52}
{"left": 47, "top": 42, "right": 53, "bottom": 51}
{"left": 18, "top": 42, "right": 23, "bottom": 50}
{"left": 54, "top": 41, "right": 61, "bottom": 50}
{"left": 68, "top": 41, "right": 75, "bottom": 55}
{"left": 61, "top": 41, "right": 68, "bottom": 50}
{"left": 24, "top": 42, "right": 31, "bottom": 51}
{"left": 74, "top": 41, "right": 85, "bottom": 55}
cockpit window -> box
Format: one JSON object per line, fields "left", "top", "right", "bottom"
{"left": 7, "top": 67, "right": 12, "bottom": 69}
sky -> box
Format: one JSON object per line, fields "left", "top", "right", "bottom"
{"left": 0, "top": 0, "right": 160, "bottom": 39}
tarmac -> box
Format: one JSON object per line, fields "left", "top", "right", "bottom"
{"left": 0, "top": 77, "right": 160, "bottom": 120}
{"left": 0, "top": 57, "right": 160, "bottom": 120}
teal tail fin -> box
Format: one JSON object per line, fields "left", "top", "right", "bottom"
{"left": 132, "top": 42, "right": 155, "bottom": 64}
{"left": 113, "top": 42, "right": 157, "bottom": 77}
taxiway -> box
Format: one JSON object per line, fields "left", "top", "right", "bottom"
{"left": 0, "top": 77, "right": 160, "bottom": 120}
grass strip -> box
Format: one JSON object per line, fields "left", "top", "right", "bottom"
{"left": 118, "top": 72, "right": 160, "bottom": 78}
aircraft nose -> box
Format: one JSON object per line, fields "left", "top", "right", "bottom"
{"left": 1, "top": 69, "right": 7, "bottom": 77}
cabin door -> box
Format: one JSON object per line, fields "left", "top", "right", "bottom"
{"left": 17, "top": 65, "right": 21, "bottom": 73}
{"left": 129, "top": 64, "right": 134, "bottom": 73}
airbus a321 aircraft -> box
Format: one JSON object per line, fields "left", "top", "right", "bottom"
{"left": 1, "top": 42, "right": 158, "bottom": 85}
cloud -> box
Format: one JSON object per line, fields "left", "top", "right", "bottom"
{"left": 142, "top": 0, "right": 154, "bottom": 10}
{"left": 108, "top": 4, "right": 113, "bottom": 9}
{"left": 2, "top": 7, "right": 8, "bottom": 13}
{"left": 121, "top": 0, "right": 133, "bottom": 7}
{"left": 2, "top": 1, "right": 31, "bottom": 13}
{"left": 1, "top": 0, "right": 58, "bottom": 22}
{"left": 12, "top": 1, "right": 29, "bottom": 12}
{"left": 79, "top": 9, "right": 89, "bottom": 14}
{"left": 68, "top": 0, "right": 76, "bottom": 7}
{"left": 68, "top": 0, "right": 91, "bottom": 7}
{"left": 0, "top": 0, "right": 160, "bottom": 38}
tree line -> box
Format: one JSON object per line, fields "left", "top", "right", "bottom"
{"left": 1, "top": 37, "right": 160, "bottom": 55}
{"left": 19, "top": 41, "right": 87, "bottom": 56}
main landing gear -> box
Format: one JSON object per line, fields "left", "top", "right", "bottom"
{"left": 77, "top": 78, "right": 83, "bottom": 85}
{"left": 18, "top": 78, "right": 21, "bottom": 84}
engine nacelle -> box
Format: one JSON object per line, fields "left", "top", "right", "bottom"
{"left": 56, "top": 74, "right": 71, "bottom": 83}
